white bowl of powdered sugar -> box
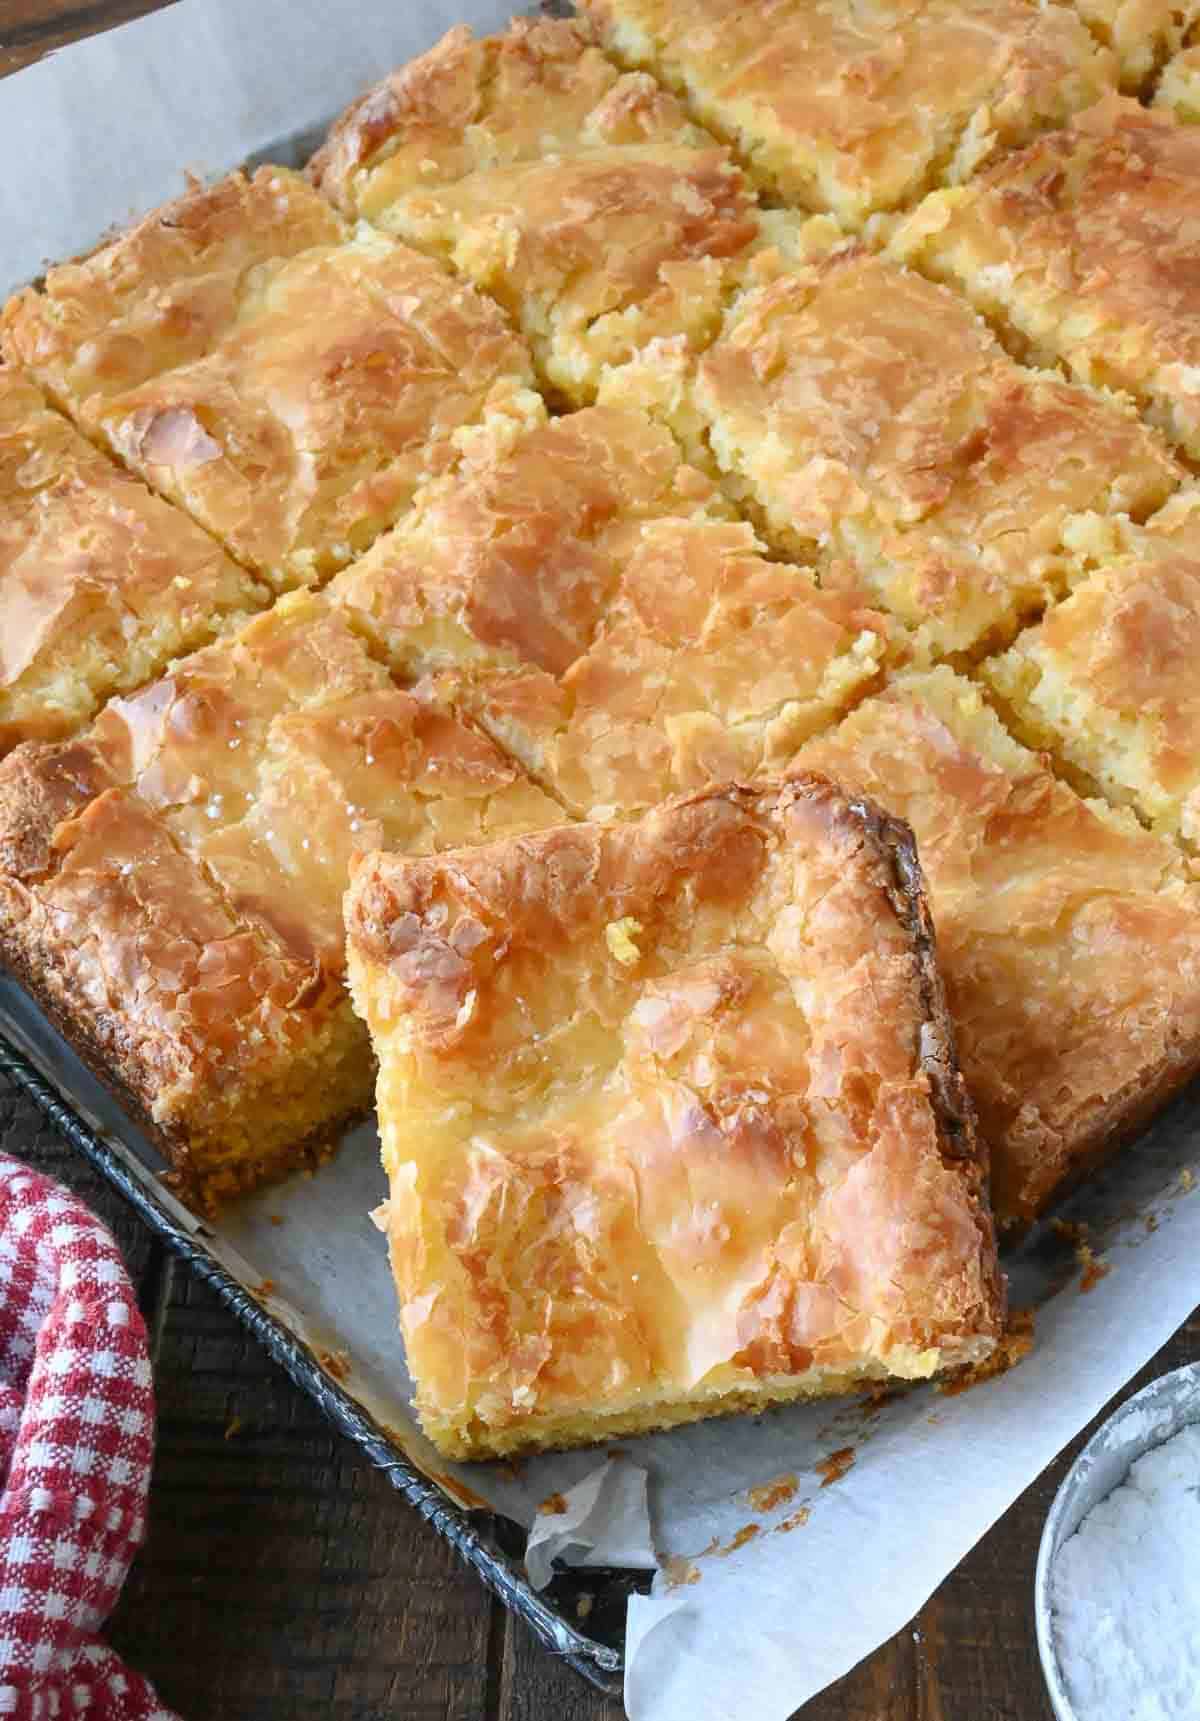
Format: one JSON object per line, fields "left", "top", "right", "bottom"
{"left": 1036, "top": 1362, "right": 1200, "bottom": 1721}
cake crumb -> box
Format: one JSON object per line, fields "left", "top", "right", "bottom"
{"left": 775, "top": 1507, "right": 811, "bottom": 1535}
{"left": 538, "top": 1492, "right": 568, "bottom": 1516}
{"left": 816, "top": 1446, "right": 856, "bottom": 1488}
{"left": 663, "top": 1557, "right": 702, "bottom": 1588}
{"left": 605, "top": 917, "right": 643, "bottom": 966}
{"left": 746, "top": 1473, "right": 798, "bottom": 1513}
{"left": 1077, "top": 1247, "right": 1111, "bottom": 1294}
{"left": 318, "top": 1348, "right": 350, "bottom": 1381}
{"left": 717, "top": 1523, "right": 760, "bottom": 1556}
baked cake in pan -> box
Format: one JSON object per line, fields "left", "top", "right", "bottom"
{"left": 330, "top": 396, "right": 898, "bottom": 817}
{"left": 0, "top": 367, "right": 264, "bottom": 752}
{"left": 891, "top": 96, "right": 1200, "bottom": 462}
{"left": 311, "top": 17, "right": 771, "bottom": 405}
{"left": 794, "top": 669, "right": 1200, "bottom": 1228}
{"left": 0, "top": 593, "right": 557, "bottom": 1203}
{"left": 577, "top": 0, "right": 1115, "bottom": 226}
{"left": 344, "top": 777, "right": 1003, "bottom": 1459}
{"left": 985, "top": 493, "right": 1200, "bottom": 843}
{"left": 609, "top": 249, "right": 1181, "bottom": 658}
{"left": 2, "top": 168, "right": 533, "bottom": 585}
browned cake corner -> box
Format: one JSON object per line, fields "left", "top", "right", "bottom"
{"left": 307, "top": 13, "right": 773, "bottom": 404}
{"left": 345, "top": 777, "right": 1003, "bottom": 1460}
{"left": 0, "top": 365, "right": 266, "bottom": 754}
{"left": 0, "top": 592, "right": 560, "bottom": 1206}
{"left": 329, "top": 396, "right": 900, "bottom": 818}
{"left": 890, "top": 96, "right": 1200, "bottom": 462}
{"left": 578, "top": 0, "right": 1115, "bottom": 225}
{"left": 793, "top": 667, "right": 1200, "bottom": 1228}
{"left": 603, "top": 246, "right": 1181, "bottom": 659}
{"left": 2, "top": 167, "right": 534, "bottom": 584}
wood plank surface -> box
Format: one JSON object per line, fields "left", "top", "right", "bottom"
{"left": 2, "top": 6, "right": 1198, "bottom": 1718}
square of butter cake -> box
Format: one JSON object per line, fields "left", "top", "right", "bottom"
{"left": 578, "top": 0, "right": 1114, "bottom": 227}
{"left": 0, "top": 593, "right": 558, "bottom": 1205}
{"left": 658, "top": 250, "right": 1180, "bottom": 658}
{"left": 891, "top": 97, "right": 1200, "bottom": 461}
{"left": 344, "top": 777, "right": 1003, "bottom": 1460}
{"left": 793, "top": 668, "right": 1200, "bottom": 1228}
{"left": 0, "top": 367, "right": 265, "bottom": 753}
{"left": 309, "top": 16, "right": 764, "bottom": 403}
{"left": 985, "top": 493, "right": 1200, "bottom": 843}
{"left": 1, "top": 168, "right": 532, "bottom": 585}
{"left": 330, "top": 396, "right": 897, "bottom": 816}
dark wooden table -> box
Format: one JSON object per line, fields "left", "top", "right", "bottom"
{"left": 3, "top": 6, "right": 1198, "bottom": 1717}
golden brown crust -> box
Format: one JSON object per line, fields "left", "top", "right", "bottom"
{"left": 983, "top": 494, "right": 1200, "bottom": 842}
{"left": 580, "top": 0, "right": 1115, "bottom": 226}
{"left": 690, "top": 250, "right": 1181, "bottom": 656}
{"left": 308, "top": 17, "right": 762, "bottom": 403}
{"left": 310, "top": 18, "right": 643, "bottom": 207}
{"left": 2, "top": 170, "right": 533, "bottom": 583}
{"left": 0, "top": 594, "right": 560, "bottom": 1201}
{"left": 793, "top": 667, "right": 1200, "bottom": 1225}
{"left": 345, "top": 777, "right": 1002, "bottom": 1459}
{"left": 0, "top": 366, "right": 264, "bottom": 751}
{"left": 890, "top": 96, "right": 1200, "bottom": 460}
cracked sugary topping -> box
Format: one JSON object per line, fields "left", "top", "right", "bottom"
{"left": 0, "top": 367, "right": 264, "bottom": 752}
{"left": 578, "top": 0, "right": 1115, "bottom": 226}
{"left": 345, "top": 777, "right": 1001, "bottom": 1457}
{"left": 690, "top": 249, "right": 1181, "bottom": 656}
{"left": 331, "top": 399, "right": 896, "bottom": 816}
{"left": 986, "top": 493, "right": 1200, "bottom": 844}
{"left": 330, "top": 398, "right": 725, "bottom": 682}
{"left": 2, "top": 169, "right": 533, "bottom": 582}
{"left": 794, "top": 668, "right": 1200, "bottom": 1225}
{"left": 310, "top": 17, "right": 762, "bottom": 402}
{"left": 891, "top": 96, "right": 1200, "bottom": 461}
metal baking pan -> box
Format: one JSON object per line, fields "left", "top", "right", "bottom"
{"left": 0, "top": 978, "right": 630, "bottom": 1695}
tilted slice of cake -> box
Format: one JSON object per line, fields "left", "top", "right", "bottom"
{"left": 2, "top": 168, "right": 533, "bottom": 585}
{"left": 344, "top": 777, "right": 1003, "bottom": 1459}
{"left": 309, "top": 16, "right": 769, "bottom": 404}
{"left": 0, "top": 593, "right": 558, "bottom": 1205}
{"left": 0, "top": 366, "right": 265, "bottom": 753}
{"left": 793, "top": 668, "right": 1200, "bottom": 1227}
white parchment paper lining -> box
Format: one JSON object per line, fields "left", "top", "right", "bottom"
{"left": 3, "top": 7, "right": 1200, "bottom": 1716}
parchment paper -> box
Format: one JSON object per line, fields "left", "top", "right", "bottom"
{"left": 3, "top": 6, "right": 1200, "bottom": 1716}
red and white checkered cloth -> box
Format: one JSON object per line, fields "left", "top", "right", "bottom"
{"left": 0, "top": 1154, "right": 178, "bottom": 1720}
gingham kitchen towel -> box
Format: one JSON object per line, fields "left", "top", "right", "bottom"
{"left": 0, "top": 1154, "right": 178, "bottom": 1720}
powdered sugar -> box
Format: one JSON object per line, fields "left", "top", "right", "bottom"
{"left": 1051, "top": 1423, "right": 1200, "bottom": 1719}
